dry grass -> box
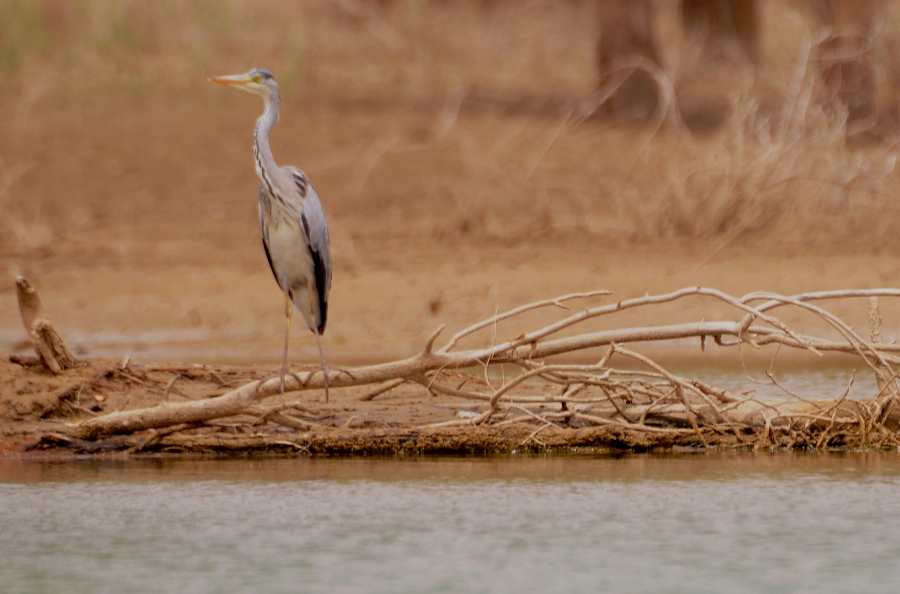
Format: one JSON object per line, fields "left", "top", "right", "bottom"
{"left": 0, "top": 0, "right": 597, "bottom": 105}
{"left": 0, "top": 158, "right": 53, "bottom": 256}
{"left": 616, "top": 37, "right": 900, "bottom": 246}
{"left": 2, "top": 0, "right": 900, "bottom": 254}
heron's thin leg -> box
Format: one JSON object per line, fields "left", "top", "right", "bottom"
{"left": 313, "top": 326, "right": 329, "bottom": 403}
{"left": 306, "top": 285, "right": 330, "bottom": 403}
{"left": 281, "top": 291, "right": 293, "bottom": 396}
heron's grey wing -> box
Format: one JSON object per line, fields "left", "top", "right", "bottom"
{"left": 258, "top": 186, "right": 278, "bottom": 284}
{"left": 287, "top": 167, "right": 332, "bottom": 333}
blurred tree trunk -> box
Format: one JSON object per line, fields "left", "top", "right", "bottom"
{"left": 595, "top": 0, "right": 661, "bottom": 120}
{"left": 810, "top": 0, "right": 881, "bottom": 134}
{"left": 682, "top": 0, "right": 759, "bottom": 60}
{"left": 595, "top": 0, "right": 759, "bottom": 124}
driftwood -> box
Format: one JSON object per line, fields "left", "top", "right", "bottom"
{"left": 16, "top": 276, "right": 76, "bottom": 374}
{"left": 15, "top": 280, "right": 900, "bottom": 452}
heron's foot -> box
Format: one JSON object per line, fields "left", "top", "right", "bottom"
{"left": 252, "top": 374, "right": 284, "bottom": 397}
{"left": 252, "top": 371, "right": 302, "bottom": 398}
{"left": 262, "top": 370, "right": 319, "bottom": 390}
{"left": 289, "top": 371, "right": 309, "bottom": 388}
{"left": 329, "top": 367, "right": 356, "bottom": 382}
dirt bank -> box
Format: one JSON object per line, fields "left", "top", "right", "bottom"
{"left": 0, "top": 355, "right": 696, "bottom": 456}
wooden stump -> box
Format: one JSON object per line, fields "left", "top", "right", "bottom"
{"left": 15, "top": 276, "right": 76, "bottom": 374}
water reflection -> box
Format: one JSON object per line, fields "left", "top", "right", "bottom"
{"left": 3, "top": 451, "right": 900, "bottom": 483}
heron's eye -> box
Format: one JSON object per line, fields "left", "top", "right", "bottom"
{"left": 254, "top": 75, "right": 262, "bottom": 82}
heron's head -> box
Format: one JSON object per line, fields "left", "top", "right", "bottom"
{"left": 209, "top": 68, "right": 278, "bottom": 98}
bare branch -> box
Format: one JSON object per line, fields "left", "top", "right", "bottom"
{"left": 62, "top": 287, "right": 900, "bottom": 450}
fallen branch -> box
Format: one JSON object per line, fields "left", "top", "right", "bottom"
{"left": 40, "top": 287, "right": 900, "bottom": 451}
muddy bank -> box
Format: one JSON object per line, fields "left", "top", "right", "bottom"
{"left": 0, "top": 356, "right": 687, "bottom": 455}
{"left": 3, "top": 351, "right": 898, "bottom": 457}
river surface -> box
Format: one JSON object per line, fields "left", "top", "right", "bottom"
{"left": 2, "top": 454, "right": 900, "bottom": 593}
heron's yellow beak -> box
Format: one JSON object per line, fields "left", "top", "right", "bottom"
{"left": 209, "top": 74, "right": 253, "bottom": 86}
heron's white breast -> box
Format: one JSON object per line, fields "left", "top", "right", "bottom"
{"left": 265, "top": 218, "right": 314, "bottom": 292}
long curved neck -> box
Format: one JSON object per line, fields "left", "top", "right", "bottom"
{"left": 253, "top": 91, "right": 281, "bottom": 184}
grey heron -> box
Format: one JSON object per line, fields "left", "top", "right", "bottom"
{"left": 210, "top": 68, "right": 332, "bottom": 401}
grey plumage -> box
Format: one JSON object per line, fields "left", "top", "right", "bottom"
{"left": 256, "top": 166, "right": 332, "bottom": 334}
{"left": 211, "top": 68, "right": 332, "bottom": 399}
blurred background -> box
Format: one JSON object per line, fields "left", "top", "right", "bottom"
{"left": 2, "top": 0, "right": 900, "bottom": 364}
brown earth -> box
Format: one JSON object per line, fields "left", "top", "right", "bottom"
{"left": 5, "top": 2, "right": 900, "bottom": 455}
{"left": 4, "top": 104, "right": 899, "bottom": 360}
{"left": 1, "top": 356, "right": 705, "bottom": 457}
{"left": 3, "top": 99, "right": 900, "bottom": 455}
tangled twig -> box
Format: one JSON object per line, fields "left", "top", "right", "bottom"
{"left": 21, "top": 286, "right": 896, "bottom": 451}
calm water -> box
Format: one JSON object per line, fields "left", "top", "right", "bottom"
{"left": 2, "top": 454, "right": 900, "bottom": 594}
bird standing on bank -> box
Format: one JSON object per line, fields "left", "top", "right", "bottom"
{"left": 210, "top": 68, "right": 332, "bottom": 400}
